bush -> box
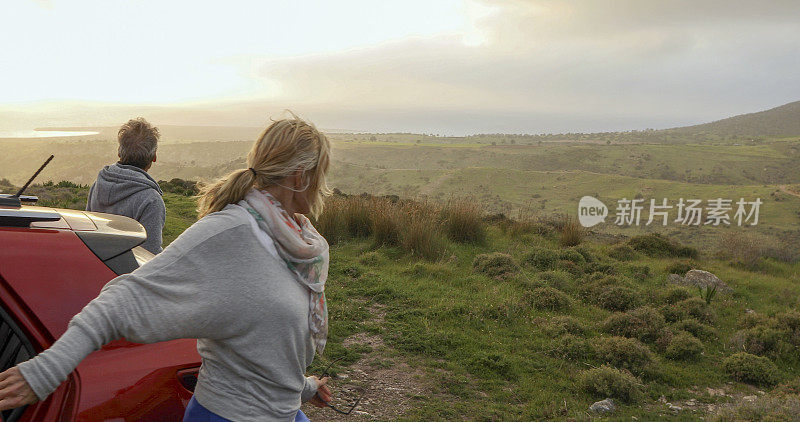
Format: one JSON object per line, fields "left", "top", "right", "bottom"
{"left": 473, "top": 253, "right": 519, "bottom": 279}
{"left": 595, "top": 285, "right": 640, "bottom": 312}
{"left": 522, "top": 247, "right": 559, "bottom": 271}
{"left": 730, "top": 326, "right": 783, "bottom": 356}
{"left": 574, "top": 246, "right": 596, "bottom": 263}
{"left": 402, "top": 215, "right": 447, "bottom": 261}
{"left": 344, "top": 197, "right": 372, "bottom": 238}
{"left": 543, "top": 316, "right": 587, "bottom": 336}
{"left": 711, "top": 394, "right": 800, "bottom": 422}
{"left": 716, "top": 232, "right": 765, "bottom": 270}
{"left": 660, "top": 297, "right": 715, "bottom": 324}
{"left": 661, "top": 286, "right": 693, "bottom": 304}
{"left": 371, "top": 199, "right": 402, "bottom": 246}
{"left": 722, "top": 353, "right": 780, "bottom": 386}
{"left": 608, "top": 245, "right": 637, "bottom": 261}
{"left": 558, "top": 248, "right": 586, "bottom": 265}
{"left": 628, "top": 233, "right": 698, "bottom": 258}
{"left": 665, "top": 332, "right": 704, "bottom": 360}
{"left": 665, "top": 261, "right": 694, "bottom": 275}
{"left": 526, "top": 286, "right": 571, "bottom": 311}
{"left": 158, "top": 178, "right": 198, "bottom": 196}
{"left": 559, "top": 216, "right": 585, "bottom": 247}
{"left": 551, "top": 334, "right": 594, "bottom": 360}
{"left": 672, "top": 319, "right": 717, "bottom": 341}
{"left": 740, "top": 311, "right": 772, "bottom": 329}
{"left": 440, "top": 198, "right": 486, "bottom": 244}
{"left": 537, "top": 271, "right": 573, "bottom": 291}
{"left": 314, "top": 197, "right": 349, "bottom": 244}
{"left": 602, "top": 306, "right": 666, "bottom": 343}
{"left": 776, "top": 309, "right": 800, "bottom": 346}
{"left": 595, "top": 336, "right": 656, "bottom": 374}
{"left": 578, "top": 365, "right": 642, "bottom": 403}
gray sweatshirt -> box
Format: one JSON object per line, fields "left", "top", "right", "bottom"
{"left": 18, "top": 204, "right": 319, "bottom": 421}
{"left": 86, "top": 163, "right": 165, "bottom": 254}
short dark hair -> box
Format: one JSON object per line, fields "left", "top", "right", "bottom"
{"left": 118, "top": 117, "right": 159, "bottom": 169}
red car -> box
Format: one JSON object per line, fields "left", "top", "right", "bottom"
{"left": 0, "top": 195, "right": 201, "bottom": 421}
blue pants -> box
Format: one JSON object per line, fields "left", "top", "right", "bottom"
{"left": 183, "top": 396, "right": 311, "bottom": 422}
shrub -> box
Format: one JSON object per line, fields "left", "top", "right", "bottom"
{"left": 522, "top": 247, "right": 559, "bottom": 271}
{"left": 717, "top": 232, "right": 764, "bottom": 270}
{"left": 776, "top": 309, "right": 800, "bottom": 346}
{"left": 344, "top": 197, "right": 372, "bottom": 238}
{"left": 672, "top": 319, "right": 717, "bottom": 341}
{"left": 665, "top": 332, "right": 704, "bottom": 360}
{"left": 595, "top": 336, "right": 656, "bottom": 374}
{"left": 722, "top": 353, "right": 780, "bottom": 386}
{"left": 608, "top": 245, "right": 637, "bottom": 261}
{"left": 602, "top": 306, "right": 666, "bottom": 343}
{"left": 314, "top": 197, "right": 349, "bottom": 244}
{"left": 578, "top": 365, "right": 642, "bottom": 403}
{"left": 371, "top": 199, "right": 402, "bottom": 246}
{"left": 158, "top": 178, "right": 198, "bottom": 196}
{"left": 661, "top": 286, "right": 693, "bottom": 304}
{"left": 730, "top": 326, "right": 782, "bottom": 356}
{"left": 574, "top": 246, "right": 596, "bottom": 263}
{"left": 559, "top": 216, "right": 585, "bottom": 247}
{"left": 526, "top": 286, "right": 571, "bottom": 311}
{"left": 586, "top": 262, "right": 618, "bottom": 275}
{"left": 711, "top": 394, "right": 800, "bottom": 422}
{"left": 551, "top": 334, "right": 594, "bottom": 360}
{"left": 740, "top": 312, "right": 772, "bottom": 329}
{"left": 402, "top": 216, "right": 447, "bottom": 261}
{"left": 558, "top": 249, "right": 586, "bottom": 265}
{"left": 537, "top": 271, "right": 573, "bottom": 291}
{"left": 440, "top": 198, "right": 486, "bottom": 244}
{"left": 543, "top": 316, "right": 587, "bottom": 336}
{"left": 556, "top": 260, "right": 583, "bottom": 277}
{"left": 628, "top": 233, "right": 698, "bottom": 258}
{"left": 473, "top": 253, "right": 518, "bottom": 279}
{"left": 665, "top": 261, "right": 693, "bottom": 275}
{"left": 595, "top": 285, "right": 640, "bottom": 312}
{"left": 661, "top": 297, "right": 715, "bottom": 324}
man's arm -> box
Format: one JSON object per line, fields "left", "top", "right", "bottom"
{"left": 138, "top": 195, "right": 166, "bottom": 254}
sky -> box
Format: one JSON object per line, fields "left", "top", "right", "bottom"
{"left": 0, "top": 0, "right": 799, "bottom": 135}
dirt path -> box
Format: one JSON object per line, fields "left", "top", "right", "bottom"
{"left": 301, "top": 304, "right": 434, "bottom": 421}
{"left": 778, "top": 185, "right": 800, "bottom": 199}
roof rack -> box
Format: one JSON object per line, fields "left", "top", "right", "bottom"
{"left": 0, "top": 209, "right": 61, "bottom": 227}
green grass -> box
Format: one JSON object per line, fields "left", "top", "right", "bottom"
{"left": 5, "top": 174, "right": 800, "bottom": 420}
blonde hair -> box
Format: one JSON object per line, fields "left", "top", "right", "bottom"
{"left": 197, "top": 115, "right": 331, "bottom": 219}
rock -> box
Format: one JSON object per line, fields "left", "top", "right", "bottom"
{"left": 668, "top": 403, "right": 682, "bottom": 413}
{"left": 743, "top": 395, "right": 758, "bottom": 402}
{"left": 683, "top": 269, "right": 731, "bottom": 292}
{"left": 686, "top": 399, "right": 698, "bottom": 406}
{"left": 667, "top": 273, "right": 685, "bottom": 285}
{"left": 589, "top": 398, "right": 616, "bottom": 414}
{"left": 707, "top": 387, "right": 726, "bottom": 397}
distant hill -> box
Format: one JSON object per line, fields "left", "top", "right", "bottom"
{"left": 670, "top": 100, "right": 800, "bottom": 138}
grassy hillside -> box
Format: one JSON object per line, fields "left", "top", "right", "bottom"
{"left": 672, "top": 101, "right": 800, "bottom": 138}
{"left": 7, "top": 182, "right": 799, "bottom": 420}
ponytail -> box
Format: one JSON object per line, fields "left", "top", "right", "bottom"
{"left": 197, "top": 168, "right": 257, "bottom": 218}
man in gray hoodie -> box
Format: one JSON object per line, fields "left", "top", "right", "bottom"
{"left": 87, "top": 118, "right": 165, "bottom": 254}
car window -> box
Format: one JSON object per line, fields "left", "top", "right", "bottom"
{"left": 0, "top": 305, "right": 35, "bottom": 422}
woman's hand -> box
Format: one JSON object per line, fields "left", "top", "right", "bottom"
{"left": 0, "top": 367, "right": 38, "bottom": 411}
{"left": 307, "top": 376, "right": 331, "bottom": 408}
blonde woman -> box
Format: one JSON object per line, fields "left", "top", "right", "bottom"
{"left": 0, "top": 117, "right": 335, "bottom": 421}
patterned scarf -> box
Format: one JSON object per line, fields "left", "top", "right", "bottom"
{"left": 239, "top": 189, "right": 329, "bottom": 355}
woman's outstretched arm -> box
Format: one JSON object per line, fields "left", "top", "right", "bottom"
{"left": 0, "top": 220, "right": 241, "bottom": 409}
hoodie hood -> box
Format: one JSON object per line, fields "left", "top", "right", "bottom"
{"left": 91, "top": 163, "right": 162, "bottom": 208}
